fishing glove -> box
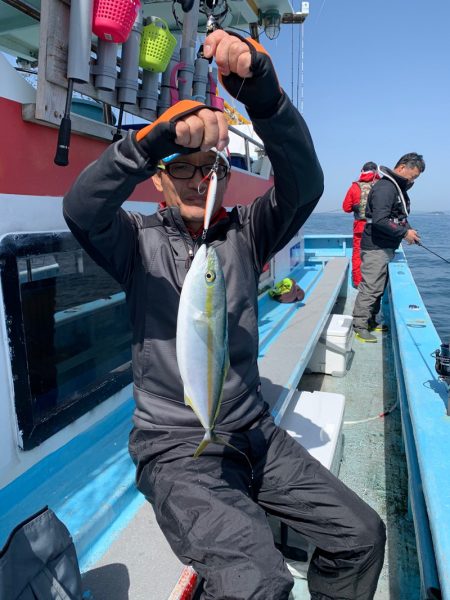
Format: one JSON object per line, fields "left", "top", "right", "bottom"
{"left": 134, "top": 100, "right": 222, "bottom": 164}
{"left": 219, "top": 33, "right": 283, "bottom": 119}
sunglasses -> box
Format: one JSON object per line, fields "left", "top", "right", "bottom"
{"left": 160, "top": 162, "right": 229, "bottom": 180}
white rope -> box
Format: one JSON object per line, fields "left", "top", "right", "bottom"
{"left": 344, "top": 401, "right": 399, "bottom": 426}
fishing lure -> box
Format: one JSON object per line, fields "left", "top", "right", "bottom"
{"left": 199, "top": 153, "right": 221, "bottom": 241}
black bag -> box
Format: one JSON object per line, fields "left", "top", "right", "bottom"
{"left": 0, "top": 506, "right": 82, "bottom": 600}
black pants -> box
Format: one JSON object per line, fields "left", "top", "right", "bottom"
{"left": 129, "top": 413, "right": 386, "bottom": 600}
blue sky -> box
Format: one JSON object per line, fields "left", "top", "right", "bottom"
{"left": 238, "top": 0, "right": 450, "bottom": 212}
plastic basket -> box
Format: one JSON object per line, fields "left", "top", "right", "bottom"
{"left": 139, "top": 18, "right": 177, "bottom": 72}
{"left": 93, "top": 0, "right": 141, "bottom": 44}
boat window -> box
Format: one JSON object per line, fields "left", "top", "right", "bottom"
{"left": 0, "top": 233, "right": 132, "bottom": 450}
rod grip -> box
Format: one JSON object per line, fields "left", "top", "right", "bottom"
{"left": 54, "top": 117, "right": 71, "bottom": 166}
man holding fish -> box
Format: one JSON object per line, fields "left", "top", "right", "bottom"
{"left": 64, "top": 29, "right": 385, "bottom": 600}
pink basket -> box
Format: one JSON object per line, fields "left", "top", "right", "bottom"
{"left": 93, "top": 0, "right": 141, "bottom": 44}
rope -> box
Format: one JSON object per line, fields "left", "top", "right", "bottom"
{"left": 344, "top": 401, "right": 399, "bottom": 425}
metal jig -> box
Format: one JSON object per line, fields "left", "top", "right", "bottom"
{"left": 200, "top": 155, "right": 220, "bottom": 240}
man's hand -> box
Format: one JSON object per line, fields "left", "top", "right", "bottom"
{"left": 404, "top": 228, "right": 421, "bottom": 245}
{"left": 203, "top": 30, "right": 252, "bottom": 79}
{"left": 135, "top": 100, "right": 228, "bottom": 163}
{"left": 174, "top": 106, "right": 228, "bottom": 152}
{"left": 204, "top": 30, "right": 282, "bottom": 117}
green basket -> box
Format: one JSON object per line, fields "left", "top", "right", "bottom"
{"left": 139, "top": 18, "right": 177, "bottom": 72}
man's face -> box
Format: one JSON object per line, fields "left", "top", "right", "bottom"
{"left": 394, "top": 164, "right": 421, "bottom": 184}
{"left": 152, "top": 151, "right": 230, "bottom": 231}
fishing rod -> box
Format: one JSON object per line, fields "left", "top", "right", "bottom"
{"left": 416, "top": 242, "right": 450, "bottom": 264}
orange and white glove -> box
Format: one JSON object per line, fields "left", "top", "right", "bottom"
{"left": 134, "top": 100, "right": 228, "bottom": 163}
{"left": 203, "top": 30, "right": 283, "bottom": 118}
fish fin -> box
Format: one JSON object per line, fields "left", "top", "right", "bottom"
{"left": 193, "top": 431, "right": 212, "bottom": 458}
{"left": 184, "top": 393, "right": 208, "bottom": 430}
{"left": 184, "top": 393, "right": 194, "bottom": 409}
{"left": 210, "top": 354, "right": 229, "bottom": 425}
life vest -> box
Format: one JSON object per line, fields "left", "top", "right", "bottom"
{"left": 354, "top": 180, "right": 375, "bottom": 221}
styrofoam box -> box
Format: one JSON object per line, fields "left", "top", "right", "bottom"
{"left": 269, "top": 390, "right": 346, "bottom": 580}
{"left": 306, "top": 314, "right": 353, "bottom": 377}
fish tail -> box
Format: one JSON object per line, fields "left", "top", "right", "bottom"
{"left": 193, "top": 430, "right": 212, "bottom": 458}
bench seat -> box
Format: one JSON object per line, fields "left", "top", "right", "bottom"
{"left": 258, "top": 257, "right": 349, "bottom": 424}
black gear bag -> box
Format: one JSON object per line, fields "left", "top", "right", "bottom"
{"left": 0, "top": 506, "right": 82, "bottom": 599}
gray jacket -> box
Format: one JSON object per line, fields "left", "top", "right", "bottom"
{"left": 63, "top": 93, "right": 324, "bottom": 432}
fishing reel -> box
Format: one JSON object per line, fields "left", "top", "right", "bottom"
{"left": 433, "top": 343, "right": 450, "bottom": 381}
{"left": 433, "top": 343, "right": 450, "bottom": 416}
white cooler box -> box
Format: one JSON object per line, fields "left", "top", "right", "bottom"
{"left": 306, "top": 314, "right": 353, "bottom": 377}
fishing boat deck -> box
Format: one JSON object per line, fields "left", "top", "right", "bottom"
{"left": 299, "top": 290, "right": 420, "bottom": 600}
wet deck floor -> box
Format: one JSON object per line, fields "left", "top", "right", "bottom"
{"left": 298, "top": 290, "right": 420, "bottom": 599}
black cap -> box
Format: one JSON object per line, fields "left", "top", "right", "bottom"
{"left": 362, "top": 161, "right": 377, "bottom": 172}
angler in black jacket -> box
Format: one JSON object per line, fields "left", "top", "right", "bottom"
{"left": 64, "top": 30, "right": 385, "bottom": 599}
{"left": 353, "top": 153, "right": 425, "bottom": 342}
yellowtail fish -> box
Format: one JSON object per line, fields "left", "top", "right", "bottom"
{"left": 176, "top": 243, "right": 230, "bottom": 458}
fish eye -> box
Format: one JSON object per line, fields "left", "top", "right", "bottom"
{"left": 205, "top": 270, "right": 216, "bottom": 283}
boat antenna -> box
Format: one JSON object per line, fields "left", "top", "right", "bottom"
{"left": 416, "top": 241, "right": 450, "bottom": 264}
{"left": 298, "top": 21, "right": 304, "bottom": 113}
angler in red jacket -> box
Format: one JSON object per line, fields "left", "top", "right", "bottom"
{"left": 342, "top": 162, "right": 379, "bottom": 287}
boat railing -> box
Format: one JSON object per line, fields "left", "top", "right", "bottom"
{"left": 228, "top": 123, "right": 266, "bottom": 173}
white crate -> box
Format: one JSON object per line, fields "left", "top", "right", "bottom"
{"left": 270, "top": 390, "right": 346, "bottom": 580}
{"left": 307, "top": 314, "right": 353, "bottom": 377}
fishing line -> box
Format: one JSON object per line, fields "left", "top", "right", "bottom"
{"left": 315, "top": 0, "right": 327, "bottom": 24}
{"left": 416, "top": 242, "right": 450, "bottom": 264}
{"left": 213, "top": 433, "right": 254, "bottom": 492}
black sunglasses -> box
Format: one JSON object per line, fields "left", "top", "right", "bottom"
{"left": 161, "top": 162, "right": 229, "bottom": 180}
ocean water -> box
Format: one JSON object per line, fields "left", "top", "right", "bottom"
{"left": 303, "top": 212, "right": 450, "bottom": 342}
